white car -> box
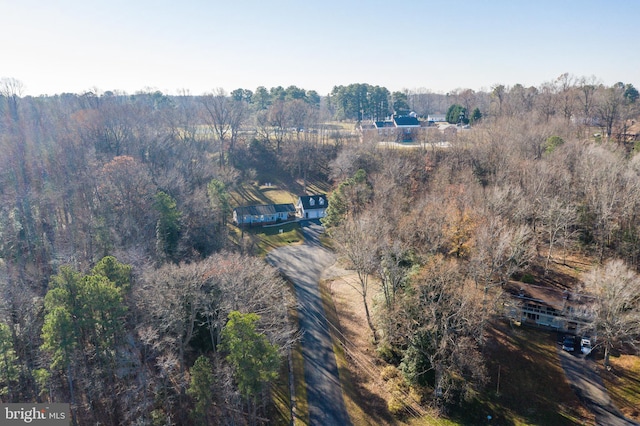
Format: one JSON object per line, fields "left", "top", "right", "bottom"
{"left": 581, "top": 336, "right": 594, "bottom": 355}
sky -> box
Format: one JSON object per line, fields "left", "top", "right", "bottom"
{"left": 2, "top": 0, "right": 639, "bottom": 97}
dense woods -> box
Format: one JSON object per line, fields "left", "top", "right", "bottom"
{"left": 1, "top": 74, "right": 639, "bottom": 423}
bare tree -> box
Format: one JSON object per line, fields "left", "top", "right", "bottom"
{"left": 583, "top": 259, "right": 640, "bottom": 367}
{"left": 330, "top": 213, "right": 379, "bottom": 340}
{"left": 556, "top": 72, "right": 577, "bottom": 122}
{"left": 577, "top": 75, "right": 600, "bottom": 127}
{"left": 537, "top": 80, "right": 558, "bottom": 122}
{"left": 392, "top": 256, "right": 487, "bottom": 408}
{"left": 268, "top": 100, "right": 288, "bottom": 153}
{"left": 596, "top": 84, "right": 625, "bottom": 139}
{"left": 540, "top": 197, "right": 577, "bottom": 272}
{"left": 577, "top": 145, "right": 626, "bottom": 261}
{"left": 470, "top": 217, "right": 535, "bottom": 289}
{"left": 202, "top": 88, "right": 232, "bottom": 166}
{"left": 0, "top": 77, "right": 24, "bottom": 121}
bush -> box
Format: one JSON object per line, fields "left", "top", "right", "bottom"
{"left": 387, "top": 395, "right": 408, "bottom": 417}
{"left": 376, "top": 341, "right": 401, "bottom": 364}
{"left": 521, "top": 273, "right": 535, "bottom": 284}
{"left": 380, "top": 365, "right": 400, "bottom": 381}
{"left": 386, "top": 375, "right": 410, "bottom": 417}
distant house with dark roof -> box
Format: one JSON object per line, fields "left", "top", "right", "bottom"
{"left": 233, "top": 203, "right": 296, "bottom": 226}
{"left": 392, "top": 115, "right": 421, "bottom": 127}
{"left": 296, "top": 194, "right": 328, "bottom": 219}
{"left": 361, "top": 113, "right": 424, "bottom": 142}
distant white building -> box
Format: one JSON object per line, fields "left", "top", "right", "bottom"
{"left": 427, "top": 114, "right": 446, "bottom": 123}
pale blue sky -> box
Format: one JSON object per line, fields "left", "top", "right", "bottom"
{"left": 2, "top": 0, "right": 639, "bottom": 96}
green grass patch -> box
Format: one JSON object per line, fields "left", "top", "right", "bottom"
{"left": 252, "top": 222, "right": 303, "bottom": 256}
{"left": 228, "top": 221, "right": 302, "bottom": 257}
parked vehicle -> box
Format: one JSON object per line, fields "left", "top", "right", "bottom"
{"left": 562, "top": 335, "right": 576, "bottom": 352}
{"left": 581, "top": 336, "right": 595, "bottom": 355}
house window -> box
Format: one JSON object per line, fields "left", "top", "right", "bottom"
{"left": 309, "top": 198, "right": 315, "bottom": 206}
{"left": 319, "top": 198, "right": 324, "bottom": 205}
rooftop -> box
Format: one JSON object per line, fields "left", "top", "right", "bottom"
{"left": 234, "top": 203, "right": 296, "bottom": 216}
{"left": 298, "top": 194, "right": 328, "bottom": 209}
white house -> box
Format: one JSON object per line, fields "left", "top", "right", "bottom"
{"left": 427, "top": 114, "right": 446, "bottom": 123}
{"left": 233, "top": 203, "right": 296, "bottom": 226}
{"left": 296, "top": 194, "right": 328, "bottom": 219}
{"left": 361, "top": 114, "right": 423, "bottom": 142}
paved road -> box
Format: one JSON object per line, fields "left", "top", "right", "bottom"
{"left": 559, "top": 347, "right": 639, "bottom": 426}
{"left": 267, "top": 221, "right": 352, "bottom": 426}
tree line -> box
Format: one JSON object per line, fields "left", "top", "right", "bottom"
{"left": 0, "top": 72, "right": 639, "bottom": 422}
{"left": 322, "top": 101, "right": 640, "bottom": 413}
{"left": 0, "top": 79, "right": 331, "bottom": 424}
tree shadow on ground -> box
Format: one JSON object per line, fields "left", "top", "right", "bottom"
{"left": 455, "top": 320, "right": 594, "bottom": 425}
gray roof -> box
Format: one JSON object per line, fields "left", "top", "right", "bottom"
{"left": 234, "top": 203, "right": 296, "bottom": 216}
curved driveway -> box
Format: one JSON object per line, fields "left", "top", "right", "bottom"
{"left": 559, "top": 349, "right": 639, "bottom": 426}
{"left": 266, "top": 221, "right": 351, "bottom": 426}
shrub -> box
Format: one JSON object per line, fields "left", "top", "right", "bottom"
{"left": 380, "top": 365, "right": 400, "bottom": 381}
{"left": 521, "top": 273, "right": 535, "bottom": 284}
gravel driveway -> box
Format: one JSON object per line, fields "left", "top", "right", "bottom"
{"left": 266, "top": 221, "right": 352, "bottom": 426}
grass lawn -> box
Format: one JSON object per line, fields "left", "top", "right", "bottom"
{"left": 229, "top": 182, "right": 298, "bottom": 207}
{"left": 251, "top": 221, "right": 303, "bottom": 257}
{"left": 460, "top": 322, "right": 594, "bottom": 425}
{"left": 601, "top": 354, "right": 640, "bottom": 421}
{"left": 227, "top": 180, "right": 303, "bottom": 256}
{"left": 228, "top": 221, "right": 303, "bottom": 257}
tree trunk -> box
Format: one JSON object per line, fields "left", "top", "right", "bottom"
{"left": 362, "top": 293, "right": 377, "bottom": 343}
{"left": 67, "top": 364, "right": 78, "bottom": 426}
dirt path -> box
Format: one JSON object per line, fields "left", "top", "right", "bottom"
{"left": 559, "top": 349, "right": 639, "bottom": 426}
{"left": 266, "top": 221, "right": 352, "bottom": 426}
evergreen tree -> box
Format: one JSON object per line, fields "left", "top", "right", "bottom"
{"left": 0, "top": 323, "right": 19, "bottom": 399}
{"left": 91, "top": 255, "right": 132, "bottom": 292}
{"left": 187, "top": 355, "right": 215, "bottom": 424}
{"left": 154, "top": 191, "right": 182, "bottom": 261}
{"left": 322, "top": 169, "right": 372, "bottom": 228}
{"left": 219, "top": 311, "right": 279, "bottom": 401}
{"left": 446, "top": 104, "right": 468, "bottom": 124}
{"left": 470, "top": 107, "right": 482, "bottom": 123}
{"left": 207, "top": 179, "right": 231, "bottom": 226}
